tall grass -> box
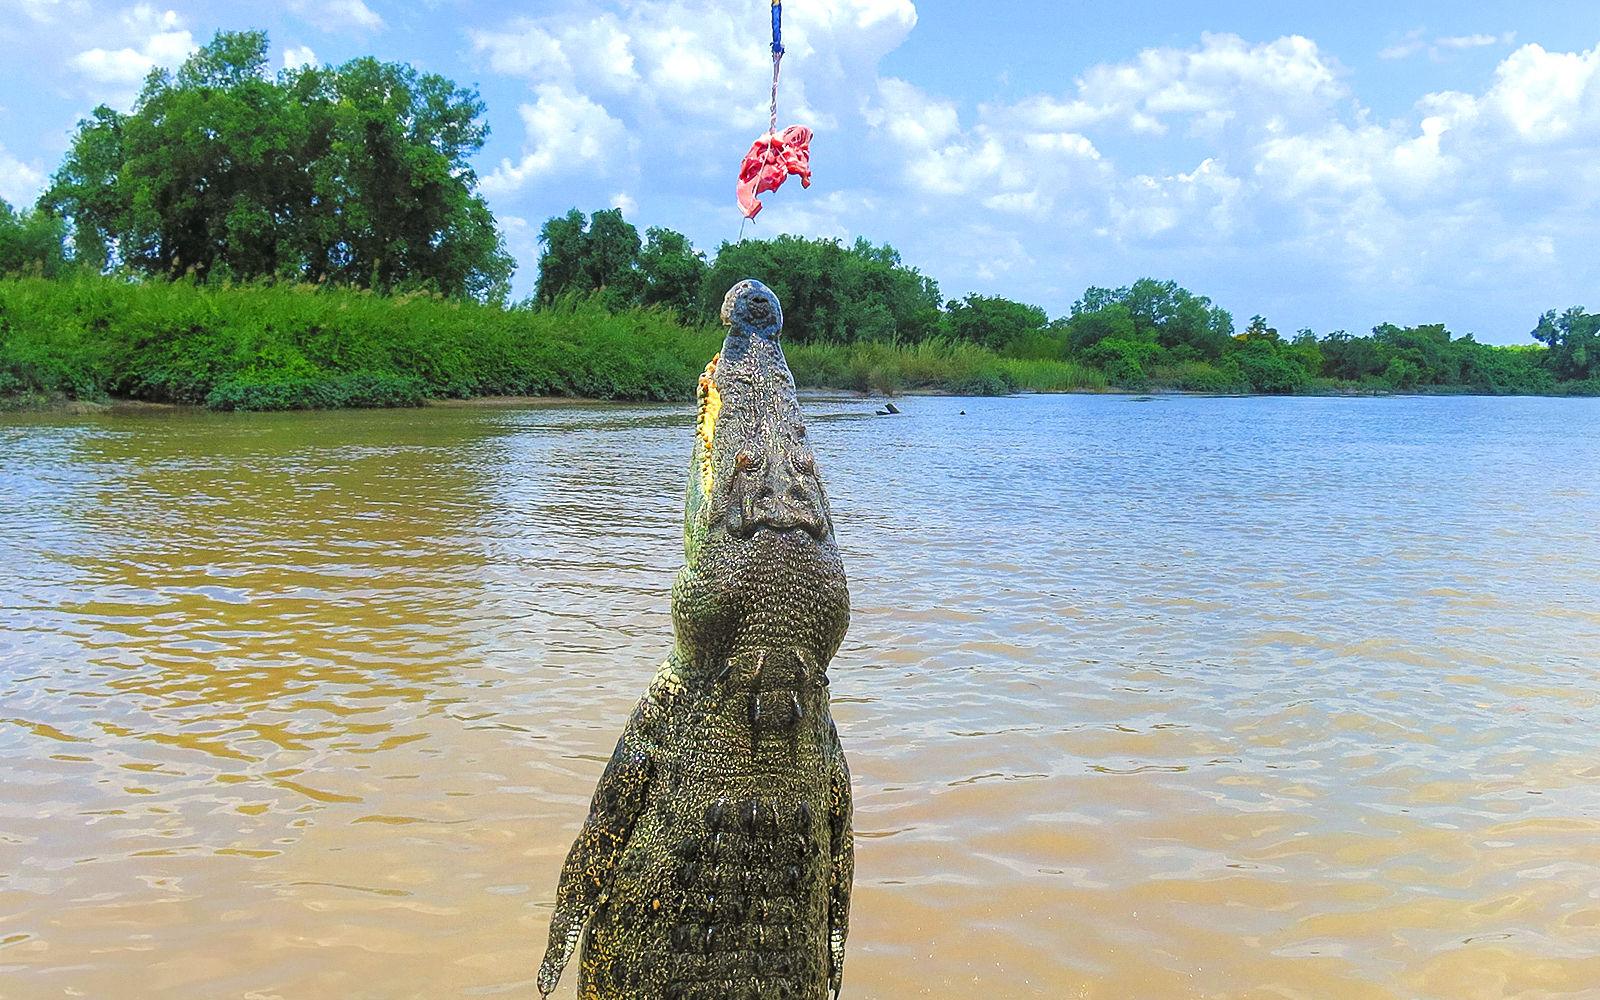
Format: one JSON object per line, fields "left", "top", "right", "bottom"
{"left": 786, "top": 338, "right": 1106, "bottom": 395}
{"left": 0, "top": 274, "right": 720, "bottom": 408}
{"left": 0, "top": 274, "right": 1106, "bottom": 410}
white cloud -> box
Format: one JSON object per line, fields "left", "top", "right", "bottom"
{"left": 863, "top": 33, "right": 1348, "bottom": 244}
{"left": 283, "top": 44, "right": 317, "bottom": 70}
{"left": 840, "top": 31, "right": 1600, "bottom": 327}
{"left": 68, "top": 5, "right": 194, "bottom": 89}
{"left": 1437, "top": 34, "right": 1499, "bottom": 50}
{"left": 999, "top": 32, "right": 1347, "bottom": 138}
{"left": 0, "top": 143, "right": 47, "bottom": 208}
{"left": 610, "top": 191, "right": 639, "bottom": 217}
{"left": 480, "top": 85, "right": 632, "bottom": 193}
{"left": 1462, "top": 42, "right": 1600, "bottom": 141}
{"left": 286, "top": 0, "right": 384, "bottom": 35}
{"left": 1382, "top": 29, "right": 1519, "bottom": 62}
{"left": 471, "top": 0, "right": 917, "bottom": 183}
{"left": 8, "top": 0, "right": 90, "bottom": 25}
{"left": 469, "top": 10, "right": 1600, "bottom": 330}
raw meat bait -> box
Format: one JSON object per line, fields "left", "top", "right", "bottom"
{"left": 737, "top": 1, "right": 813, "bottom": 220}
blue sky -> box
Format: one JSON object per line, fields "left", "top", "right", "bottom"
{"left": 2, "top": 1, "right": 1597, "bottom": 343}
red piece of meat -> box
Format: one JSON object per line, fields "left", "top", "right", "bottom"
{"left": 737, "top": 125, "right": 812, "bottom": 219}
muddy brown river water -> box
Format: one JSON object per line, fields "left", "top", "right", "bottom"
{"left": 3, "top": 394, "right": 1600, "bottom": 1000}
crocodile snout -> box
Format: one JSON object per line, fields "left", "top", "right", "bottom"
{"left": 726, "top": 447, "right": 827, "bottom": 539}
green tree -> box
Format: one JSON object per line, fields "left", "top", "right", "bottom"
{"left": 1223, "top": 316, "right": 1309, "bottom": 392}
{"left": 535, "top": 208, "right": 705, "bottom": 312}
{"left": 0, "top": 200, "right": 69, "bottom": 276}
{"left": 1065, "top": 303, "right": 1138, "bottom": 351}
{"left": 1372, "top": 322, "right": 1458, "bottom": 385}
{"left": 1066, "top": 280, "right": 1231, "bottom": 356}
{"left": 639, "top": 227, "right": 708, "bottom": 316}
{"left": 1318, "top": 329, "right": 1385, "bottom": 381}
{"left": 1531, "top": 306, "right": 1599, "bottom": 382}
{"left": 1288, "top": 329, "right": 1324, "bottom": 377}
{"left": 1381, "top": 358, "right": 1421, "bottom": 390}
{"left": 698, "top": 235, "right": 941, "bottom": 343}
{"left": 941, "top": 293, "right": 1048, "bottom": 351}
{"left": 581, "top": 208, "right": 643, "bottom": 300}
{"left": 1082, "top": 338, "right": 1162, "bottom": 387}
{"left": 536, "top": 208, "right": 589, "bottom": 303}
{"left": 41, "top": 29, "right": 512, "bottom": 299}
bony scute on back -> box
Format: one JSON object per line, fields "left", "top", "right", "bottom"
{"left": 538, "top": 279, "right": 854, "bottom": 1000}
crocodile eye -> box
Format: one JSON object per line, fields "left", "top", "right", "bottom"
{"left": 794, "top": 454, "right": 815, "bottom": 475}
{"left": 734, "top": 450, "right": 755, "bottom": 471}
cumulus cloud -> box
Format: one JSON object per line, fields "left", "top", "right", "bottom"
{"left": 479, "top": 85, "right": 633, "bottom": 193}
{"left": 285, "top": 0, "right": 383, "bottom": 35}
{"left": 68, "top": 5, "right": 194, "bottom": 89}
{"left": 0, "top": 142, "right": 47, "bottom": 208}
{"left": 471, "top": 0, "right": 916, "bottom": 191}
{"left": 864, "top": 33, "right": 1347, "bottom": 243}
{"left": 850, "top": 31, "right": 1600, "bottom": 326}
{"left": 283, "top": 44, "right": 317, "bottom": 70}
{"left": 467, "top": 8, "right": 1600, "bottom": 330}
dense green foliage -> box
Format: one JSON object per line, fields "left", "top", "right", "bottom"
{"left": 0, "top": 273, "right": 1114, "bottom": 408}
{"left": 535, "top": 217, "right": 944, "bottom": 344}
{"left": 0, "top": 274, "right": 716, "bottom": 408}
{"left": 535, "top": 208, "right": 707, "bottom": 315}
{"left": 696, "top": 234, "right": 943, "bottom": 344}
{"left": 4, "top": 270, "right": 1594, "bottom": 407}
{"left": 1070, "top": 279, "right": 1235, "bottom": 356}
{"left": 0, "top": 200, "right": 70, "bottom": 278}
{"left": 786, "top": 338, "right": 1105, "bottom": 396}
{"left": 1057, "top": 312, "right": 1588, "bottom": 395}
{"left": 1532, "top": 307, "right": 1600, "bottom": 383}
{"left": 41, "top": 30, "right": 512, "bottom": 299}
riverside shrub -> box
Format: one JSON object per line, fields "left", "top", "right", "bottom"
{"left": 0, "top": 275, "right": 718, "bottom": 408}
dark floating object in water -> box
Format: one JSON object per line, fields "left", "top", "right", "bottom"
{"left": 884, "top": 402, "right": 900, "bottom": 414}
{"left": 959, "top": 410, "right": 966, "bottom": 415}
{"left": 875, "top": 409, "right": 887, "bottom": 415}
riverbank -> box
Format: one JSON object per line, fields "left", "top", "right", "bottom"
{"left": 4, "top": 275, "right": 1595, "bottom": 410}
{"left": 0, "top": 274, "right": 1111, "bottom": 410}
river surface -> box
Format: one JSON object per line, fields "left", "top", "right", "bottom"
{"left": 3, "top": 393, "right": 1600, "bottom": 1000}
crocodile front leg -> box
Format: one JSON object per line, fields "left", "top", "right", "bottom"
{"left": 537, "top": 702, "right": 658, "bottom": 998}
{"left": 826, "top": 727, "right": 854, "bottom": 1000}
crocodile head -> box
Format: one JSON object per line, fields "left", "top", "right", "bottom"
{"left": 672, "top": 279, "right": 850, "bottom": 668}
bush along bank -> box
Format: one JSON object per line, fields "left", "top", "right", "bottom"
{"left": 4, "top": 274, "right": 1596, "bottom": 410}
{"left": 1072, "top": 321, "right": 1598, "bottom": 397}
{"left": 0, "top": 275, "right": 722, "bottom": 409}
{"left": 0, "top": 274, "right": 1103, "bottom": 410}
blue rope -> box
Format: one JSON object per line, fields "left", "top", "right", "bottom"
{"left": 771, "top": 0, "right": 784, "bottom": 55}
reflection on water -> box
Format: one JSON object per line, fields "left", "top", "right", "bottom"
{"left": 3, "top": 395, "right": 1599, "bottom": 999}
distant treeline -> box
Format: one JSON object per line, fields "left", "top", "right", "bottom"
{"left": 1, "top": 28, "right": 1596, "bottom": 407}
{"left": 532, "top": 206, "right": 1599, "bottom": 397}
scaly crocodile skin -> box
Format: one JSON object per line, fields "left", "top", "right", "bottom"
{"left": 538, "top": 279, "right": 854, "bottom": 1000}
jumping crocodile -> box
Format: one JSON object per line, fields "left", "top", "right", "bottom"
{"left": 537, "top": 279, "right": 854, "bottom": 1000}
